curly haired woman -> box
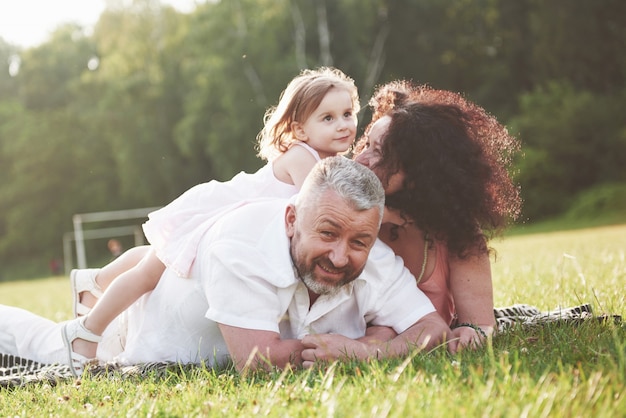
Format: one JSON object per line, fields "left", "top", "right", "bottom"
{"left": 353, "top": 81, "right": 522, "bottom": 351}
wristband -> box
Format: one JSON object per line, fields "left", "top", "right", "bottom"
{"left": 454, "top": 323, "right": 487, "bottom": 339}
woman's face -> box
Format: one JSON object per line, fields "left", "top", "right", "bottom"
{"left": 354, "top": 116, "right": 405, "bottom": 195}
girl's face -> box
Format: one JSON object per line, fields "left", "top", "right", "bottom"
{"left": 291, "top": 88, "right": 357, "bottom": 159}
{"left": 354, "top": 116, "right": 406, "bottom": 195}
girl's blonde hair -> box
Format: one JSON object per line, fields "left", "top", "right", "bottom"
{"left": 256, "top": 67, "right": 359, "bottom": 162}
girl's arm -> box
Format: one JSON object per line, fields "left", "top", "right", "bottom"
{"left": 448, "top": 253, "right": 496, "bottom": 351}
{"left": 272, "top": 145, "right": 321, "bottom": 189}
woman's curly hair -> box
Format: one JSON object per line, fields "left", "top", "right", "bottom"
{"left": 354, "top": 81, "right": 522, "bottom": 259}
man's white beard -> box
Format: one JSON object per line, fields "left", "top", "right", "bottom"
{"left": 300, "top": 271, "right": 341, "bottom": 297}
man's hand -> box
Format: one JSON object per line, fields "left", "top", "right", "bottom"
{"left": 359, "top": 326, "right": 397, "bottom": 344}
{"left": 301, "top": 334, "right": 373, "bottom": 368}
{"left": 302, "top": 312, "right": 452, "bottom": 368}
{"left": 218, "top": 324, "right": 305, "bottom": 372}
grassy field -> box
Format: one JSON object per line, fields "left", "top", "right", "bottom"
{"left": 0, "top": 225, "right": 624, "bottom": 417}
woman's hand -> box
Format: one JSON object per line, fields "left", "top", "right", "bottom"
{"left": 448, "top": 325, "right": 491, "bottom": 354}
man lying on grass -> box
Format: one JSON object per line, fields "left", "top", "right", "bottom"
{"left": 0, "top": 157, "right": 453, "bottom": 375}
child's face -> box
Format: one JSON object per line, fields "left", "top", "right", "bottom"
{"left": 293, "top": 88, "right": 357, "bottom": 159}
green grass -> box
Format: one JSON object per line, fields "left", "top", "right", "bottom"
{"left": 1, "top": 225, "right": 625, "bottom": 417}
{"left": 507, "top": 210, "right": 626, "bottom": 236}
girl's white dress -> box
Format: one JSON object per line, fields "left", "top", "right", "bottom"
{"left": 142, "top": 142, "right": 321, "bottom": 277}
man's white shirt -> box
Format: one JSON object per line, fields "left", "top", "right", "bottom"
{"left": 117, "top": 198, "right": 435, "bottom": 366}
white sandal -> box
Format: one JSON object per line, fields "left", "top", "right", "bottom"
{"left": 70, "top": 269, "right": 103, "bottom": 317}
{"left": 61, "top": 316, "right": 102, "bottom": 377}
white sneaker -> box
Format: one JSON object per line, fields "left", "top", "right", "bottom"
{"left": 61, "top": 316, "right": 102, "bottom": 377}
{"left": 70, "top": 269, "right": 103, "bottom": 317}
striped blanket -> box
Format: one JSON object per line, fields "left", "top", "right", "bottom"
{"left": 1, "top": 304, "right": 620, "bottom": 389}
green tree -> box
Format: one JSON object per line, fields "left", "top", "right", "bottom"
{"left": 15, "top": 23, "right": 95, "bottom": 110}
{"left": 2, "top": 0, "right": 625, "bottom": 278}
{"left": 0, "top": 28, "right": 120, "bottom": 278}
{"left": 528, "top": 0, "right": 626, "bottom": 94}
{"left": 511, "top": 82, "right": 626, "bottom": 220}
{"left": 90, "top": 1, "right": 211, "bottom": 205}
{"left": 0, "top": 39, "right": 19, "bottom": 99}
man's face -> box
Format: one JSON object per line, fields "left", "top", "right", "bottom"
{"left": 285, "top": 189, "right": 380, "bottom": 296}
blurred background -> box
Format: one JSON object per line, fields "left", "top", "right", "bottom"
{"left": 1, "top": 0, "right": 625, "bottom": 280}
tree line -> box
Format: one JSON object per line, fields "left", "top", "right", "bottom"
{"left": 1, "top": 0, "right": 625, "bottom": 279}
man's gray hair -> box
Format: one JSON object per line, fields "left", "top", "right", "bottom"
{"left": 296, "top": 156, "right": 385, "bottom": 225}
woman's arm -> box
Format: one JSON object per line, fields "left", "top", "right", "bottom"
{"left": 448, "top": 253, "right": 496, "bottom": 351}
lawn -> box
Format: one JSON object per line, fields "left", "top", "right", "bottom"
{"left": 0, "top": 225, "right": 624, "bottom": 417}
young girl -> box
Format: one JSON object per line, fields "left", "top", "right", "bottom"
{"left": 62, "top": 67, "right": 360, "bottom": 376}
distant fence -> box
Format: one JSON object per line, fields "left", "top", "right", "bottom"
{"left": 66, "top": 207, "right": 161, "bottom": 274}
